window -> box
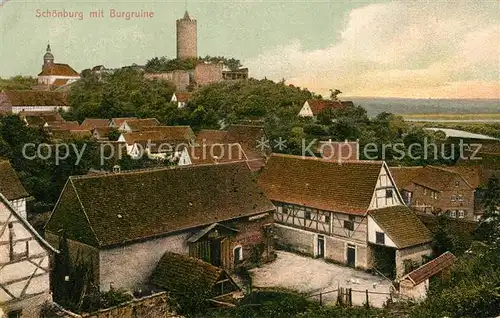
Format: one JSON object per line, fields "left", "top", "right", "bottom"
{"left": 233, "top": 246, "right": 243, "bottom": 265}
{"left": 458, "top": 210, "right": 465, "bottom": 218}
{"left": 385, "top": 189, "right": 393, "bottom": 198}
{"left": 324, "top": 213, "right": 331, "bottom": 224}
{"left": 455, "top": 181, "right": 460, "bottom": 187}
{"left": 375, "top": 232, "right": 385, "bottom": 245}
{"left": 8, "top": 310, "right": 21, "bottom": 318}
{"left": 283, "top": 205, "right": 289, "bottom": 215}
{"left": 449, "top": 210, "right": 457, "bottom": 218}
{"left": 344, "top": 216, "right": 355, "bottom": 231}
{"left": 277, "top": 206, "right": 283, "bottom": 214}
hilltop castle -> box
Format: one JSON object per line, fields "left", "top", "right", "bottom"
{"left": 176, "top": 11, "right": 197, "bottom": 59}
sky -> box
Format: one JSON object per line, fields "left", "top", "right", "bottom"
{"left": 0, "top": 0, "right": 499, "bottom": 99}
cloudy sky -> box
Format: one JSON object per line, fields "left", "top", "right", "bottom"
{"left": 0, "top": 0, "right": 498, "bottom": 98}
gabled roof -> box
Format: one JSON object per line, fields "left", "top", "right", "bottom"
{"left": 121, "top": 131, "right": 174, "bottom": 145}
{"left": 188, "top": 144, "right": 248, "bottom": 165}
{"left": 110, "top": 117, "right": 137, "bottom": 128}
{"left": 151, "top": 252, "right": 238, "bottom": 297}
{"left": 121, "top": 118, "right": 160, "bottom": 131}
{"left": 196, "top": 130, "right": 229, "bottom": 145}
{"left": 1, "top": 90, "right": 68, "bottom": 106}
{"left": 368, "top": 205, "right": 433, "bottom": 249}
{"left": 0, "top": 161, "right": 29, "bottom": 200}
{"left": 81, "top": 118, "right": 109, "bottom": 129}
{"left": 403, "top": 251, "right": 456, "bottom": 285}
{"left": 439, "top": 166, "right": 490, "bottom": 189}
{"left": 142, "top": 126, "right": 195, "bottom": 143}
{"left": 257, "top": 154, "right": 383, "bottom": 215}
{"left": 38, "top": 63, "right": 80, "bottom": 77}
{"left": 45, "top": 162, "right": 275, "bottom": 248}
{"left": 226, "top": 125, "right": 270, "bottom": 161}
{"left": 304, "top": 99, "right": 344, "bottom": 115}
{"left": 50, "top": 121, "right": 80, "bottom": 130}
{"left": 19, "top": 111, "right": 64, "bottom": 122}
{"left": 0, "top": 192, "right": 57, "bottom": 253}
{"left": 390, "top": 166, "right": 424, "bottom": 191}
{"left": 413, "top": 166, "right": 472, "bottom": 191}
{"left": 52, "top": 79, "right": 70, "bottom": 87}
{"left": 172, "top": 92, "right": 191, "bottom": 102}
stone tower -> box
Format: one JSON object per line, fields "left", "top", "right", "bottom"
{"left": 176, "top": 11, "right": 197, "bottom": 59}
{"left": 43, "top": 44, "right": 54, "bottom": 68}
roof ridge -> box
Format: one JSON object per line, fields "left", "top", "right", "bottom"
{"left": 271, "top": 153, "right": 383, "bottom": 164}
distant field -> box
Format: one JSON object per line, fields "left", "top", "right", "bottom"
{"left": 402, "top": 113, "right": 500, "bottom": 120}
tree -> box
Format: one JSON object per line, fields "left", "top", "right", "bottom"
{"left": 329, "top": 89, "right": 342, "bottom": 101}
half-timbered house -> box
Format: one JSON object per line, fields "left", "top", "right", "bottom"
{"left": 0, "top": 193, "right": 57, "bottom": 318}
{"left": 44, "top": 162, "right": 275, "bottom": 293}
{"left": 257, "top": 154, "right": 433, "bottom": 278}
{"left": 0, "top": 161, "right": 30, "bottom": 219}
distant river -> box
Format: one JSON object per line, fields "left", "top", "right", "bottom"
{"left": 347, "top": 97, "right": 500, "bottom": 117}
{"left": 404, "top": 119, "right": 500, "bottom": 123}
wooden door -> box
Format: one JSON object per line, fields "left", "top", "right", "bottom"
{"left": 347, "top": 244, "right": 356, "bottom": 267}
{"left": 317, "top": 235, "right": 325, "bottom": 258}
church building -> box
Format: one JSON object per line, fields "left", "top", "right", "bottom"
{"left": 37, "top": 44, "right": 80, "bottom": 87}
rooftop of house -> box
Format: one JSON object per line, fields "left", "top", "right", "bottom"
{"left": 1, "top": 90, "right": 68, "bottom": 106}
{"left": 51, "top": 79, "right": 70, "bottom": 87}
{"left": 151, "top": 252, "right": 238, "bottom": 297}
{"left": 188, "top": 143, "right": 248, "bottom": 165}
{"left": 0, "top": 161, "right": 29, "bottom": 201}
{"left": 141, "top": 126, "right": 196, "bottom": 142}
{"left": 121, "top": 118, "right": 160, "bottom": 131}
{"left": 257, "top": 154, "right": 384, "bottom": 215}
{"left": 368, "top": 205, "right": 433, "bottom": 249}
{"left": 226, "top": 125, "right": 271, "bottom": 161}
{"left": 390, "top": 166, "right": 425, "bottom": 191}
{"left": 110, "top": 117, "right": 137, "bottom": 127}
{"left": 412, "top": 166, "right": 473, "bottom": 192}
{"left": 172, "top": 92, "right": 191, "bottom": 102}
{"left": 403, "top": 251, "right": 456, "bottom": 285}
{"left": 45, "top": 162, "right": 275, "bottom": 248}
{"left": 304, "top": 99, "right": 345, "bottom": 115}
{"left": 81, "top": 118, "right": 110, "bottom": 129}
{"left": 196, "top": 130, "right": 229, "bottom": 145}
{"left": 38, "top": 63, "right": 80, "bottom": 77}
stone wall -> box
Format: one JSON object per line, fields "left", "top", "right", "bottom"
{"left": 274, "top": 223, "right": 315, "bottom": 256}
{"left": 52, "top": 292, "right": 178, "bottom": 318}
{"left": 194, "top": 64, "right": 223, "bottom": 87}
{"left": 395, "top": 243, "right": 432, "bottom": 278}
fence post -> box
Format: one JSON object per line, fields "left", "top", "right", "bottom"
{"left": 348, "top": 288, "right": 352, "bottom": 307}
{"left": 365, "top": 289, "right": 369, "bottom": 308}
{"left": 319, "top": 292, "right": 322, "bottom": 306}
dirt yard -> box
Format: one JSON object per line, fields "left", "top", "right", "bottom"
{"left": 249, "top": 251, "right": 394, "bottom": 308}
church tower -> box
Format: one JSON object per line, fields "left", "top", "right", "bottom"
{"left": 43, "top": 44, "right": 54, "bottom": 68}
{"left": 176, "top": 11, "right": 197, "bottom": 59}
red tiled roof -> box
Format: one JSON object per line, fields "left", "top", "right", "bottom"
{"left": 52, "top": 79, "right": 69, "bottom": 86}
{"left": 304, "top": 99, "right": 344, "bottom": 115}
{"left": 188, "top": 144, "right": 247, "bottom": 165}
{"left": 122, "top": 118, "right": 160, "bottom": 131}
{"left": 2, "top": 90, "right": 68, "bottom": 106}
{"left": 390, "top": 166, "right": 424, "bottom": 191}
{"left": 196, "top": 130, "right": 229, "bottom": 145}
{"left": 404, "top": 251, "right": 456, "bottom": 285}
{"left": 46, "top": 162, "right": 275, "bottom": 247}
{"left": 0, "top": 161, "right": 29, "bottom": 200}
{"left": 226, "top": 125, "right": 271, "bottom": 161}
{"left": 258, "top": 154, "right": 383, "bottom": 215}
{"left": 413, "top": 166, "right": 473, "bottom": 191}
{"left": 110, "top": 117, "right": 137, "bottom": 128}
{"left": 38, "top": 63, "right": 79, "bottom": 77}
{"left": 142, "top": 126, "right": 195, "bottom": 143}
{"left": 172, "top": 92, "right": 191, "bottom": 103}
{"left": 81, "top": 118, "right": 109, "bottom": 129}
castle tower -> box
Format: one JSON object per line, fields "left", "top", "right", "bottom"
{"left": 176, "top": 11, "right": 197, "bottom": 59}
{"left": 43, "top": 44, "right": 54, "bottom": 68}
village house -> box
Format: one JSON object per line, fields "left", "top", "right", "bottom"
{"left": 91, "top": 127, "right": 113, "bottom": 141}
{"left": 0, "top": 90, "right": 69, "bottom": 114}
{"left": 390, "top": 165, "right": 498, "bottom": 221}
{"left": 298, "top": 99, "right": 353, "bottom": 119}
{"left": 37, "top": 44, "right": 80, "bottom": 87}
{"left": 44, "top": 162, "right": 275, "bottom": 293}
{"left": 0, "top": 192, "right": 57, "bottom": 318}
{"left": 171, "top": 92, "right": 191, "bottom": 108}
{"left": 80, "top": 118, "right": 109, "bottom": 130}
{"left": 398, "top": 251, "right": 456, "bottom": 301}
{"left": 108, "top": 117, "right": 137, "bottom": 129}
{"left": 19, "top": 111, "right": 64, "bottom": 128}
{"left": 118, "top": 118, "right": 160, "bottom": 133}
{"left": 0, "top": 161, "right": 30, "bottom": 219}
{"left": 257, "top": 154, "right": 433, "bottom": 279}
